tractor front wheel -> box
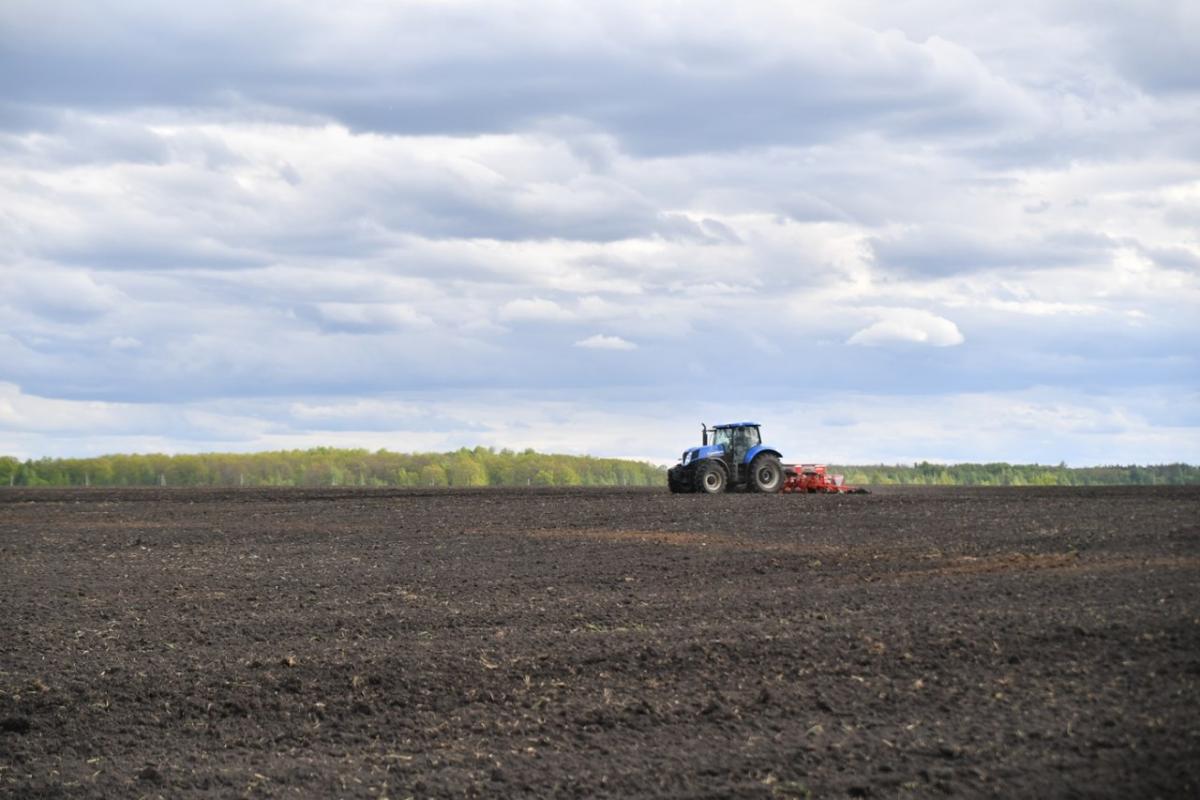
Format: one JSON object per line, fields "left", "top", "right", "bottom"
{"left": 695, "top": 461, "right": 727, "bottom": 494}
{"left": 749, "top": 454, "right": 784, "bottom": 493}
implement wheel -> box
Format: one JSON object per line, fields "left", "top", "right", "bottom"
{"left": 694, "top": 461, "right": 727, "bottom": 494}
{"left": 749, "top": 454, "right": 784, "bottom": 493}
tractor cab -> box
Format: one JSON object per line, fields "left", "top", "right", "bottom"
{"left": 710, "top": 422, "right": 758, "bottom": 460}
{"left": 708, "top": 423, "right": 761, "bottom": 465}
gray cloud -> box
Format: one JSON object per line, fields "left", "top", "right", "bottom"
{"left": 1073, "top": 0, "right": 1200, "bottom": 93}
{"left": 1145, "top": 246, "right": 1200, "bottom": 272}
{"left": 869, "top": 228, "right": 1117, "bottom": 275}
{"left": 0, "top": 2, "right": 1042, "bottom": 156}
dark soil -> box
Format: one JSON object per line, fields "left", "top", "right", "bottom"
{"left": 1, "top": 486, "right": 1198, "bottom": 798}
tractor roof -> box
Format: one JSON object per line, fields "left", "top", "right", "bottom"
{"left": 713, "top": 422, "right": 760, "bottom": 429}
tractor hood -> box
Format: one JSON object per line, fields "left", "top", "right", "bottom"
{"left": 681, "top": 444, "right": 724, "bottom": 465}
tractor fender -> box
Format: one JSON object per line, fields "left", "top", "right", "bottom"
{"left": 695, "top": 455, "right": 728, "bottom": 472}
{"left": 743, "top": 445, "right": 783, "bottom": 465}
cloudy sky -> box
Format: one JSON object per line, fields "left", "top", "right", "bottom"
{"left": 1, "top": 0, "right": 1197, "bottom": 465}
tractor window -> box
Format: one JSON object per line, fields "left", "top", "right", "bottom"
{"left": 713, "top": 427, "right": 760, "bottom": 449}
{"left": 735, "top": 427, "right": 761, "bottom": 448}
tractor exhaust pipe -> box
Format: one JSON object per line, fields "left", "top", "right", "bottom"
{"left": 701, "top": 423, "right": 708, "bottom": 446}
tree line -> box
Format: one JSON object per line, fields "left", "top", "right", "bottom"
{"left": 830, "top": 461, "right": 1200, "bottom": 487}
{"left": 0, "top": 447, "right": 665, "bottom": 488}
{"left": 0, "top": 450, "right": 1195, "bottom": 488}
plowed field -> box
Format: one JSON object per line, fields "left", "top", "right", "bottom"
{"left": 2, "top": 486, "right": 1198, "bottom": 798}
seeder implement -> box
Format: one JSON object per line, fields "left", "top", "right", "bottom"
{"left": 781, "top": 464, "right": 868, "bottom": 494}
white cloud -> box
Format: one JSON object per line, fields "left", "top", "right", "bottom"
{"left": 1, "top": 266, "right": 124, "bottom": 320}
{"left": 498, "top": 297, "right": 576, "bottom": 322}
{"left": 847, "top": 309, "right": 965, "bottom": 347}
{"left": 309, "top": 302, "right": 432, "bottom": 331}
{"left": 574, "top": 334, "right": 637, "bottom": 351}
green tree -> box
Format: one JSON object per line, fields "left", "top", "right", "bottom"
{"left": 555, "top": 464, "right": 582, "bottom": 486}
{"left": 0, "top": 456, "right": 20, "bottom": 486}
{"left": 448, "top": 453, "right": 488, "bottom": 487}
{"left": 420, "top": 463, "right": 448, "bottom": 487}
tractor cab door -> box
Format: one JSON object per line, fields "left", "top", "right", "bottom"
{"left": 731, "top": 426, "right": 759, "bottom": 461}
{"left": 726, "top": 426, "right": 760, "bottom": 479}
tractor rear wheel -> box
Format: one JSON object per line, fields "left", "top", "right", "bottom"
{"left": 694, "top": 461, "right": 727, "bottom": 494}
{"left": 749, "top": 454, "right": 783, "bottom": 493}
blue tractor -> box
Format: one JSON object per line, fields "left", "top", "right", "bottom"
{"left": 667, "top": 422, "right": 785, "bottom": 494}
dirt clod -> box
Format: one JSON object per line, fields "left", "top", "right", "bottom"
{"left": 0, "top": 716, "right": 31, "bottom": 734}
